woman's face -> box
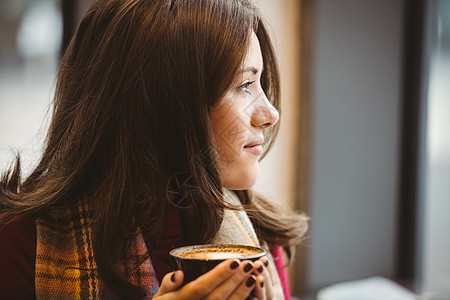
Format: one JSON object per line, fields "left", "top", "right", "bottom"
{"left": 210, "top": 33, "right": 279, "bottom": 190}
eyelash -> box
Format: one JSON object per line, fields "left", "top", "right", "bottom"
{"left": 239, "top": 80, "right": 255, "bottom": 94}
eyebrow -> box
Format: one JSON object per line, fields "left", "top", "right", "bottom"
{"left": 239, "top": 66, "right": 261, "bottom": 75}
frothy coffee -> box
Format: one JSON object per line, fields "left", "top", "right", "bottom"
{"left": 169, "top": 244, "right": 266, "bottom": 284}
{"left": 173, "top": 245, "right": 262, "bottom": 260}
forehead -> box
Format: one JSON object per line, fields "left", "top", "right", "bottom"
{"left": 242, "top": 32, "right": 263, "bottom": 72}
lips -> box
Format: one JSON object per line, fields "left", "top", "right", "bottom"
{"left": 244, "top": 138, "right": 264, "bottom": 148}
{"left": 243, "top": 138, "right": 264, "bottom": 156}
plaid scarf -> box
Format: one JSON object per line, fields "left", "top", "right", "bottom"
{"left": 34, "top": 190, "right": 282, "bottom": 299}
{"left": 35, "top": 199, "right": 159, "bottom": 299}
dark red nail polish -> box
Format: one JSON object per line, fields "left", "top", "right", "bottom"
{"left": 260, "top": 281, "right": 265, "bottom": 288}
{"left": 171, "top": 273, "right": 176, "bottom": 282}
{"left": 246, "top": 276, "right": 256, "bottom": 287}
{"left": 264, "top": 260, "right": 269, "bottom": 267}
{"left": 257, "top": 266, "right": 264, "bottom": 273}
{"left": 244, "top": 262, "right": 253, "bottom": 272}
{"left": 230, "top": 261, "right": 239, "bottom": 270}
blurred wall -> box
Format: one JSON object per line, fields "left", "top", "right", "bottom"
{"left": 307, "top": 0, "right": 404, "bottom": 294}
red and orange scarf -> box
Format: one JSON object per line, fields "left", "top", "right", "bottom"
{"left": 35, "top": 199, "right": 159, "bottom": 299}
{"left": 34, "top": 190, "right": 284, "bottom": 299}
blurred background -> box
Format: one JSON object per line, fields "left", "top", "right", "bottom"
{"left": 0, "top": 0, "right": 449, "bottom": 299}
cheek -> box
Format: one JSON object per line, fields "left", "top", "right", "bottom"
{"left": 214, "top": 121, "right": 260, "bottom": 189}
{"left": 210, "top": 102, "right": 260, "bottom": 189}
{"left": 211, "top": 105, "right": 245, "bottom": 154}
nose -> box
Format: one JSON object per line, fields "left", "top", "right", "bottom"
{"left": 250, "top": 92, "right": 279, "bottom": 129}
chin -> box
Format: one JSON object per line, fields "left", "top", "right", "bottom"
{"left": 225, "top": 181, "right": 255, "bottom": 190}
{"left": 221, "top": 163, "right": 260, "bottom": 190}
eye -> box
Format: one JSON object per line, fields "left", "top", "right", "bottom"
{"left": 238, "top": 80, "right": 255, "bottom": 94}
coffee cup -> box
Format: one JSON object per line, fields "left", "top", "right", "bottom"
{"left": 169, "top": 244, "right": 266, "bottom": 284}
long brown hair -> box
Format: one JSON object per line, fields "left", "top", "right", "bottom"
{"left": 1, "top": 0, "right": 307, "bottom": 298}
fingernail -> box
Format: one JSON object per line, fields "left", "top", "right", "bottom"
{"left": 244, "top": 262, "right": 253, "bottom": 273}
{"left": 264, "top": 260, "right": 269, "bottom": 267}
{"left": 230, "top": 260, "right": 239, "bottom": 270}
{"left": 257, "top": 265, "right": 264, "bottom": 273}
{"left": 170, "top": 272, "right": 176, "bottom": 282}
{"left": 246, "top": 276, "right": 256, "bottom": 287}
{"left": 260, "top": 280, "right": 265, "bottom": 288}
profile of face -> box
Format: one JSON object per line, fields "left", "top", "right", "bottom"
{"left": 210, "top": 33, "right": 279, "bottom": 190}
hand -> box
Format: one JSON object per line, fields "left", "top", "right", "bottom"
{"left": 153, "top": 259, "right": 260, "bottom": 299}
{"left": 251, "top": 257, "right": 285, "bottom": 300}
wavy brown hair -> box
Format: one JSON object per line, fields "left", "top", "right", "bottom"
{"left": 0, "top": 0, "right": 307, "bottom": 298}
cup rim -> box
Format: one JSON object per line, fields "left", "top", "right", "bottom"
{"left": 169, "top": 244, "right": 267, "bottom": 261}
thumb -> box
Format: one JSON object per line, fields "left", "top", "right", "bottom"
{"left": 156, "top": 270, "right": 184, "bottom": 296}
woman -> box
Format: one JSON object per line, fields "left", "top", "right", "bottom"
{"left": 0, "top": 0, "right": 307, "bottom": 299}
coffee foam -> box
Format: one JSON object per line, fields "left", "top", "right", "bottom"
{"left": 175, "top": 246, "right": 261, "bottom": 260}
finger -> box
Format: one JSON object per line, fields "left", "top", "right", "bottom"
{"left": 205, "top": 260, "right": 255, "bottom": 299}
{"left": 228, "top": 274, "right": 257, "bottom": 300}
{"left": 257, "top": 257, "right": 274, "bottom": 299}
{"left": 260, "top": 256, "right": 269, "bottom": 268}
{"left": 252, "top": 275, "right": 266, "bottom": 299}
{"left": 252, "top": 274, "right": 265, "bottom": 299}
{"left": 155, "top": 270, "right": 184, "bottom": 296}
{"left": 253, "top": 260, "right": 265, "bottom": 275}
{"left": 252, "top": 260, "right": 267, "bottom": 299}
{"left": 181, "top": 259, "right": 241, "bottom": 299}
